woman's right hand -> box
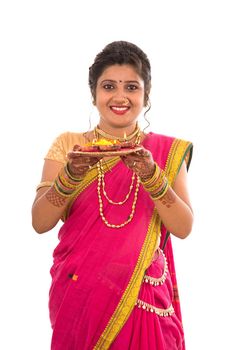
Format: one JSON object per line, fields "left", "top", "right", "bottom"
{"left": 32, "top": 145, "right": 102, "bottom": 234}
{"left": 67, "top": 144, "right": 102, "bottom": 178}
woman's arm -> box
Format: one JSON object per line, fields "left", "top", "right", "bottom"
{"left": 153, "top": 161, "right": 193, "bottom": 239}
{"left": 32, "top": 159, "right": 70, "bottom": 234}
{"left": 32, "top": 149, "right": 101, "bottom": 234}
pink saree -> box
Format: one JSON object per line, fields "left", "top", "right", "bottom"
{"left": 49, "top": 132, "right": 193, "bottom": 350}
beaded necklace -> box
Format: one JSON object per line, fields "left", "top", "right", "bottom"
{"left": 99, "top": 160, "right": 136, "bottom": 205}
{"left": 97, "top": 162, "right": 140, "bottom": 228}
{"left": 96, "top": 126, "right": 141, "bottom": 228}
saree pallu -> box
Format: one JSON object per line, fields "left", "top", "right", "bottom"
{"left": 49, "top": 132, "right": 193, "bottom": 350}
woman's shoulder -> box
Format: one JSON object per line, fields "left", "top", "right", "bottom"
{"left": 145, "top": 131, "right": 193, "bottom": 169}
{"left": 147, "top": 131, "right": 192, "bottom": 147}
{"left": 44, "top": 131, "right": 87, "bottom": 163}
{"left": 56, "top": 131, "right": 88, "bottom": 147}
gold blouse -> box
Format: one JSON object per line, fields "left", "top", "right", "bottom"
{"left": 44, "top": 131, "right": 88, "bottom": 164}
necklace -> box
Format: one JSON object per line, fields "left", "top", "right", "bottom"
{"left": 95, "top": 124, "right": 141, "bottom": 228}
{"left": 97, "top": 160, "right": 140, "bottom": 228}
{"left": 95, "top": 124, "right": 140, "bottom": 142}
{"left": 99, "top": 160, "right": 136, "bottom": 205}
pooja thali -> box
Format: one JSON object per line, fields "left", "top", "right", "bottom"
{"left": 69, "top": 146, "right": 142, "bottom": 157}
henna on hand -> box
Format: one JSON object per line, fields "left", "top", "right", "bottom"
{"left": 45, "top": 187, "right": 67, "bottom": 207}
{"left": 67, "top": 144, "right": 101, "bottom": 179}
{"left": 121, "top": 147, "right": 155, "bottom": 180}
{"left": 159, "top": 187, "right": 176, "bottom": 208}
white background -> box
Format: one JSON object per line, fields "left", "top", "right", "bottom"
{"left": 1, "top": 1, "right": 234, "bottom": 349}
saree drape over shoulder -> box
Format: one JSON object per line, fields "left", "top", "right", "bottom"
{"left": 45, "top": 132, "right": 193, "bottom": 350}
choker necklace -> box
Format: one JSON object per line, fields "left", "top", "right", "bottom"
{"left": 94, "top": 125, "right": 141, "bottom": 142}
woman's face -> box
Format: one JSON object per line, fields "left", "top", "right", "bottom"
{"left": 95, "top": 64, "right": 145, "bottom": 133}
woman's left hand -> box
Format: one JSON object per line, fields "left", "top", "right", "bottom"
{"left": 121, "top": 147, "right": 155, "bottom": 180}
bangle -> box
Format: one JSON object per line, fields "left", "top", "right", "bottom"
{"left": 140, "top": 163, "right": 160, "bottom": 186}
{"left": 50, "top": 164, "right": 84, "bottom": 199}
{"left": 150, "top": 178, "right": 169, "bottom": 200}
{"left": 64, "top": 163, "right": 86, "bottom": 183}
{"left": 36, "top": 181, "right": 54, "bottom": 191}
{"left": 141, "top": 163, "right": 169, "bottom": 201}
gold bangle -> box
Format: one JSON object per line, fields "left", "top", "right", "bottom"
{"left": 53, "top": 181, "right": 74, "bottom": 198}
{"left": 150, "top": 181, "right": 169, "bottom": 200}
{"left": 140, "top": 163, "right": 160, "bottom": 185}
{"left": 36, "top": 181, "right": 54, "bottom": 191}
{"left": 144, "top": 170, "right": 166, "bottom": 192}
{"left": 65, "top": 163, "right": 86, "bottom": 182}
{"left": 59, "top": 173, "right": 80, "bottom": 189}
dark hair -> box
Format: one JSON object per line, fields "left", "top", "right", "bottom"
{"left": 89, "top": 41, "right": 151, "bottom": 105}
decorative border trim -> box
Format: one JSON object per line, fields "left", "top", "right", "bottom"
{"left": 165, "top": 139, "right": 193, "bottom": 186}
{"left": 135, "top": 299, "right": 174, "bottom": 317}
{"left": 162, "top": 139, "right": 193, "bottom": 250}
{"left": 143, "top": 249, "right": 168, "bottom": 286}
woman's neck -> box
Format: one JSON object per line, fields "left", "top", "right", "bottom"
{"left": 97, "top": 123, "right": 138, "bottom": 139}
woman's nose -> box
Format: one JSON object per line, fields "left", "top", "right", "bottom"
{"left": 112, "top": 89, "right": 128, "bottom": 103}
{"left": 112, "top": 96, "right": 129, "bottom": 105}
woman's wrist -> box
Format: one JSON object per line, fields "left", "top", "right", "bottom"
{"left": 65, "top": 162, "right": 87, "bottom": 183}
{"left": 140, "top": 163, "right": 169, "bottom": 201}
{"left": 139, "top": 163, "right": 156, "bottom": 181}
{"left": 45, "top": 163, "right": 85, "bottom": 208}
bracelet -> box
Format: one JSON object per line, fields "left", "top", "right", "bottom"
{"left": 64, "top": 163, "right": 86, "bottom": 183}
{"left": 36, "top": 181, "right": 54, "bottom": 191}
{"left": 139, "top": 163, "right": 158, "bottom": 182}
{"left": 141, "top": 163, "right": 169, "bottom": 201}
{"left": 50, "top": 164, "right": 84, "bottom": 199}
{"left": 140, "top": 163, "right": 160, "bottom": 186}
{"left": 150, "top": 178, "right": 169, "bottom": 200}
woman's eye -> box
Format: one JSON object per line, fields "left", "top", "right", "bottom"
{"left": 103, "top": 84, "right": 114, "bottom": 90}
{"left": 127, "top": 84, "right": 138, "bottom": 91}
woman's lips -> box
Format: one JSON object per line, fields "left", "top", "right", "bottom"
{"left": 110, "top": 106, "right": 130, "bottom": 115}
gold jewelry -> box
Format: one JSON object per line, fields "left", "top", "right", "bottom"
{"left": 95, "top": 124, "right": 141, "bottom": 142}
{"left": 140, "top": 163, "right": 160, "bottom": 186}
{"left": 141, "top": 163, "right": 169, "bottom": 201}
{"left": 36, "top": 181, "right": 54, "bottom": 191}
{"left": 65, "top": 163, "right": 86, "bottom": 183}
{"left": 99, "top": 160, "right": 136, "bottom": 205}
{"left": 97, "top": 160, "right": 140, "bottom": 228}
{"left": 122, "top": 97, "right": 129, "bottom": 105}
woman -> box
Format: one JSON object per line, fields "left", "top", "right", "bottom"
{"left": 32, "top": 41, "right": 193, "bottom": 350}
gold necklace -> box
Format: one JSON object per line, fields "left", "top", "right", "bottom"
{"left": 99, "top": 160, "right": 136, "bottom": 205}
{"left": 95, "top": 124, "right": 140, "bottom": 142}
{"left": 97, "top": 160, "right": 140, "bottom": 228}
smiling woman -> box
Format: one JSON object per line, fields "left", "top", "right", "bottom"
{"left": 31, "top": 40, "right": 193, "bottom": 350}
{"left": 95, "top": 65, "right": 145, "bottom": 131}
